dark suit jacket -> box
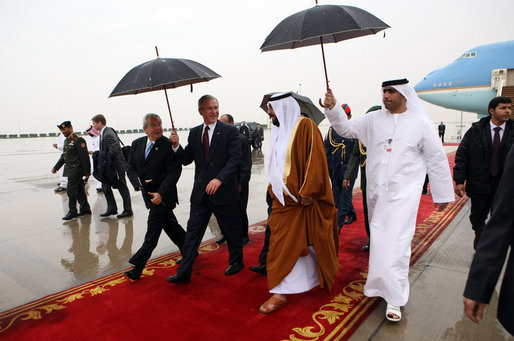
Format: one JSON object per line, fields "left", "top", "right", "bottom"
{"left": 454, "top": 117, "right": 514, "bottom": 195}
{"left": 101, "top": 126, "right": 126, "bottom": 173}
{"left": 127, "top": 136, "right": 182, "bottom": 209}
{"left": 238, "top": 133, "right": 252, "bottom": 186}
{"left": 175, "top": 121, "right": 241, "bottom": 206}
{"left": 464, "top": 146, "right": 514, "bottom": 335}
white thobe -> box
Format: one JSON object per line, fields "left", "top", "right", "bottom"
{"left": 270, "top": 246, "right": 320, "bottom": 294}
{"left": 326, "top": 102, "right": 454, "bottom": 306}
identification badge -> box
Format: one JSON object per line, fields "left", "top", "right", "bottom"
{"left": 384, "top": 138, "right": 393, "bottom": 152}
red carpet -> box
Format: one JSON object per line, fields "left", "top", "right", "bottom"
{"left": 0, "top": 153, "right": 467, "bottom": 340}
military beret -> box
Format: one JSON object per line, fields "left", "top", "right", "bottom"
{"left": 57, "top": 121, "right": 72, "bottom": 129}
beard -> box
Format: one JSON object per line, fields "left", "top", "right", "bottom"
{"left": 272, "top": 118, "right": 280, "bottom": 127}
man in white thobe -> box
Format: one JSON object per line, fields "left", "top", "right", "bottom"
{"left": 323, "top": 79, "right": 454, "bottom": 321}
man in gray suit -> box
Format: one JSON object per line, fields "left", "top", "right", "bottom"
{"left": 91, "top": 114, "right": 133, "bottom": 219}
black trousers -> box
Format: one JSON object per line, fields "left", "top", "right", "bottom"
{"left": 103, "top": 173, "right": 132, "bottom": 213}
{"left": 176, "top": 198, "right": 243, "bottom": 277}
{"left": 257, "top": 191, "right": 274, "bottom": 265}
{"left": 67, "top": 173, "right": 90, "bottom": 214}
{"left": 239, "top": 184, "right": 249, "bottom": 238}
{"left": 129, "top": 205, "right": 185, "bottom": 269}
{"left": 469, "top": 176, "right": 501, "bottom": 239}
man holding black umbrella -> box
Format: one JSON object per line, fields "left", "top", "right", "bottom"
{"left": 323, "top": 80, "right": 454, "bottom": 322}
{"left": 166, "top": 95, "right": 244, "bottom": 283}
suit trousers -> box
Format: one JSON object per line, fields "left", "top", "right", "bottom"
{"left": 129, "top": 205, "right": 185, "bottom": 269}
{"left": 469, "top": 176, "right": 500, "bottom": 238}
{"left": 67, "top": 173, "right": 90, "bottom": 214}
{"left": 102, "top": 173, "right": 132, "bottom": 213}
{"left": 239, "top": 185, "right": 249, "bottom": 238}
{"left": 177, "top": 198, "right": 243, "bottom": 276}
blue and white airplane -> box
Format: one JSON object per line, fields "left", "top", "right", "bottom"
{"left": 415, "top": 40, "right": 514, "bottom": 117}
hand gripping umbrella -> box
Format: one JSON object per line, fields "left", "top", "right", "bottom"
{"left": 260, "top": 92, "right": 325, "bottom": 125}
{"left": 260, "top": 3, "right": 389, "bottom": 105}
{"left": 109, "top": 47, "right": 221, "bottom": 129}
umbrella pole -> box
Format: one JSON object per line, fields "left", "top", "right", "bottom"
{"left": 155, "top": 46, "right": 175, "bottom": 130}
{"left": 319, "top": 37, "right": 330, "bottom": 108}
{"left": 163, "top": 85, "right": 175, "bottom": 130}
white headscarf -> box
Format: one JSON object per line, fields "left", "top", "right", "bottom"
{"left": 387, "top": 83, "right": 428, "bottom": 118}
{"left": 267, "top": 93, "right": 301, "bottom": 206}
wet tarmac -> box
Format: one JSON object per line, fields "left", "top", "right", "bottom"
{"left": 1, "top": 130, "right": 512, "bottom": 339}
{"left": 0, "top": 130, "right": 271, "bottom": 311}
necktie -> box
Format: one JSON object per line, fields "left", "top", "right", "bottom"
{"left": 203, "top": 126, "right": 210, "bottom": 160}
{"left": 145, "top": 141, "right": 153, "bottom": 159}
{"left": 490, "top": 126, "right": 501, "bottom": 176}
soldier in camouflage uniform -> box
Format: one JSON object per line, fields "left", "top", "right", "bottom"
{"left": 51, "top": 121, "right": 91, "bottom": 220}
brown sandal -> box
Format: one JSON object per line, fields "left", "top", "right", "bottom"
{"left": 259, "top": 295, "right": 287, "bottom": 314}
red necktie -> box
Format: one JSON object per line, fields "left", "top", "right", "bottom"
{"left": 490, "top": 126, "right": 501, "bottom": 176}
{"left": 203, "top": 126, "right": 210, "bottom": 160}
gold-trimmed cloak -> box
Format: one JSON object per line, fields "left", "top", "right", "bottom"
{"left": 267, "top": 117, "right": 339, "bottom": 291}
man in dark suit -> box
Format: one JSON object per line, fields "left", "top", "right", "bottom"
{"left": 454, "top": 97, "right": 513, "bottom": 249}
{"left": 218, "top": 114, "right": 252, "bottom": 245}
{"left": 239, "top": 121, "right": 250, "bottom": 138}
{"left": 438, "top": 121, "right": 446, "bottom": 143}
{"left": 463, "top": 146, "right": 514, "bottom": 335}
{"left": 124, "top": 113, "right": 186, "bottom": 280}
{"left": 167, "top": 95, "right": 244, "bottom": 283}
{"left": 91, "top": 114, "right": 133, "bottom": 219}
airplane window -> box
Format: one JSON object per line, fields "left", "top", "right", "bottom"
{"left": 433, "top": 83, "right": 436, "bottom": 87}
{"left": 444, "top": 82, "right": 447, "bottom": 86}
{"left": 449, "top": 82, "right": 452, "bottom": 86}
{"left": 438, "top": 83, "right": 442, "bottom": 87}
{"left": 458, "top": 51, "right": 477, "bottom": 59}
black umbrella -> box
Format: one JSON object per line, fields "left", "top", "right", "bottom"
{"left": 109, "top": 47, "right": 221, "bottom": 129}
{"left": 260, "top": 92, "right": 325, "bottom": 125}
{"left": 260, "top": 4, "right": 389, "bottom": 94}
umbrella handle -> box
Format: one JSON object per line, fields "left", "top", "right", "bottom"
{"left": 163, "top": 85, "right": 175, "bottom": 130}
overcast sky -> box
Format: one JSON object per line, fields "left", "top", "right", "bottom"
{"left": 0, "top": 0, "right": 512, "bottom": 134}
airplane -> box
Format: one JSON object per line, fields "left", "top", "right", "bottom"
{"left": 415, "top": 40, "right": 514, "bottom": 118}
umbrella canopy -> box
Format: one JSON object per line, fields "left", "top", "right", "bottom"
{"left": 109, "top": 58, "right": 221, "bottom": 97}
{"left": 260, "top": 92, "right": 325, "bottom": 125}
{"left": 260, "top": 5, "right": 389, "bottom": 51}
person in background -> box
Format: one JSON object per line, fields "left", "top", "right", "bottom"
{"left": 53, "top": 132, "right": 68, "bottom": 192}
{"left": 217, "top": 114, "right": 252, "bottom": 245}
{"left": 343, "top": 105, "right": 381, "bottom": 251}
{"left": 325, "top": 103, "right": 357, "bottom": 228}
{"left": 239, "top": 121, "right": 250, "bottom": 139}
{"left": 51, "top": 121, "right": 91, "bottom": 220}
{"left": 438, "top": 121, "right": 446, "bottom": 143}
{"left": 85, "top": 125, "right": 102, "bottom": 193}
{"left": 91, "top": 114, "right": 133, "bottom": 219}
{"left": 453, "top": 96, "right": 513, "bottom": 249}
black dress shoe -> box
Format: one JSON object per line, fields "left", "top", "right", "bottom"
{"left": 166, "top": 273, "right": 191, "bottom": 283}
{"left": 124, "top": 268, "right": 143, "bottom": 281}
{"left": 362, "top": 243, "right": 370, "bottom": 252}
{"left": 100, "top": 211, "right": 117, "bottom": 217}
{"left": 62, "top": 212, "right": 77, "bottom": 220}
{"left": 225, "top": 262, "right": 244, "bottom": 276}
{"left": 176, "top": 258, "right": 182, "bottom": 264}
{"left": 77, "top": 209, "right": 92, "bottom": 216}
{"left": 242, "top": 236, "right": 250, "bottom": 245}
{"left": 344, "top": 216, "right": 357, "bottom": 225}
{"left": 216, "top": 235, "right": 227, "bottom": 244}
{"left": 249, "top": 264, "right": 267, "bottom": 274}
{"left": 117, "top": 210, "right": 134, "bottom": 219}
